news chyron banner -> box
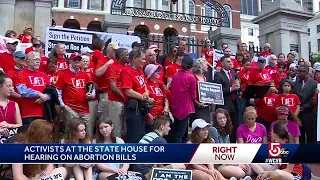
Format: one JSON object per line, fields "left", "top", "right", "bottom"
{"left": 45, "top": 27, "right": 141, "bottom": 58}
{"left": 0, "top": 143, "right": 317, "bottom": 164}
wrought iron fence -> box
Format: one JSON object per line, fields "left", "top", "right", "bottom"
{"left": 237, "top": 44, "right": 263, "bottom": 55}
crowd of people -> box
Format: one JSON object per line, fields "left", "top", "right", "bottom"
{"left": 0, "top": 24, "right": 317, "bottom": 180}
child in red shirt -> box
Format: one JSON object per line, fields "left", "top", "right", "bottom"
{"left": 275, "top": 79, "right": 300, "bottom": 116}
{"left": 238, "top": 59, "right": 251, "bottom": 93}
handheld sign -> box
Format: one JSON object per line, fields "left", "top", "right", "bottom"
{"left": 151, "top": 168, "right": 192, "bottom": 180}
{"left": 198, "top": 81, "right": 224, "bottom": 105}
{"left": 107, "top": 171, "right": 146, "bottom": 180}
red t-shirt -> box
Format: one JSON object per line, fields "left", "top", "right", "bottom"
{"left": 0, "top": 52, "right": 15, "bottom": 73}
{"left": 165, "top": 63, "right": 182, "bottom": 78}
{"left": 275, "top": 94, "right": 301, "bottom": 113}
{"left": 147, "top": 79, "right": 165, "bottom": 117}
{"left": 248, "top": 68, "right": 272, "bottom": 85}
{"left": 271, "top": 72, "right": 287, "bottom": 89}
{"left": 25, "top": 47, "right": 34, "bottom": 55}
{"left": 7, "top": 67, "right": 23, "bottom": 105}
{"left": 92, "top": 50, "right": 104, "bottom": 66}
{"left": 164, "top": 57, "right": 174, "bottom": 69}
{"left": 201, "top": 48, "right": 214, "bottom": 66}
{"left": 106, "top": 61, "right": 126, "bottom": 102}
{"left": 55, "top": 69, "right": 91, "bottom": 114}
{"left": 255, "top": 93, "right": 278, "bottom": 122}
{"left": 258, "top": 51, "right": 271, "bottom": 58}
{"left": 251, "top": 61, "right": 258, "bottom": 69}
{"left": 120, "top": 66, "right": 146, "bottom": 101}
{"left": 216, "top": 58, "right": 239, "bottom": 69}
{"left": 279, "top": 164, "right": 303, "bottom": 177}
{"left": 47, "top": 70, "right": 63, "bottom": 85}
{"left": 16, "top": 69, "right": 50, "bottom": 118}
{"left": 95, "top": 55, "right": 110, "bottom": 92}
{"left": 265, "top": 65, "right": 278, "bottom": 75}
{"left": 238, "top": 69, "right": 250, "bottom": 92}
{"left": 39, "top": 56, "right": 49, "bottom": 73}
{"left": 18, "top": 34, "right": 32, "bottom": 43}
{"left": 56, "top": 57, "right": 68, "bottom": 71}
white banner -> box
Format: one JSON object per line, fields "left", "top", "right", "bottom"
{"left": 45, "top": 27, "right": 141, "bottom": 57}
{"left": 0, "top": 35, "right": 32, "bottom": 53}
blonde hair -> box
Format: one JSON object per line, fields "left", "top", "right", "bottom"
{"left": 244, "top": 106, "right": 257, "bottom": 120}
{"left": 192, "top": 58, "right": 208, "bottom": 73}
{"left": 268, "top": 54, "right": 277, "bottom": 61}
{"left": 26, "top": 51, "right": 40, "bottom": 60}
{"left": 81, "top": 55, "right": 90, "bottom": 61}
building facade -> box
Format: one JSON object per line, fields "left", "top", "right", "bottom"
{"left": 308, "top": 13, "right": 320, "bottom": 53}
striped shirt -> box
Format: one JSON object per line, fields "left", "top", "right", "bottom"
{"left": 139, "top": 131, "right": 167, "bottom": 144}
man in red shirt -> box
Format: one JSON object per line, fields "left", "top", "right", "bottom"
{"left": 216, "top": 47, "right": 239, "bottom": 71}
{"left": 95, "top": 42, "right": 119, "bottom": 120}
{"left": 248, "top": 56, "right": 272, "bottom": 85}
{"left": 16, "top": 51, "right": 50, "bottom": 125}
{"left": 258, "top": 43, "right": 272, "bottom": 58}
{"left": 106, "top": 48, "right": 129, "bottom": 137}
{"left": 55, "top": 52, "right": 95, "bottom": 138}
{"left": 25, "top": 37, "right": 41, "bottom": 54}
{"left": 165, "top": 51, "right": 185, "bottom": 88}
{"left": 145, "top": 49, "right": 164, "bottom": 82}
{"left": 0, "top": 39, "right": 19, "bottom": 73}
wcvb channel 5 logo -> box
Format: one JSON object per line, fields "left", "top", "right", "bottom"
{"left": 266, "top": 143, "right": 289, "bottom": 163}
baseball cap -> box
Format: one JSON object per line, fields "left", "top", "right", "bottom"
{"left": 176, "top": 51, "right": 187, "bottom": 57}
{"left": 108, "top": 42, "right": 119, "bottom": 50}
{"left": 39, "top": 42, "right": 45, "bottom": 48}
{"left": 81, "top": 47, "right": 94, "bottom": 54}
{"left": 13, "top": 51, "right": 26, "bottom": 59}
{"left": 70, "top": 52, "right": 82, "bottom": 60}
{"left": 132, "top": 41, "right": 143, "bottom": 49}
{"left": 192, "top": 119, "right": 211, "bottom": 130}
{"left": 316, "top": 66, "right": 320, "bottom": 72}
{"left": 149, "top": 45, "right": 161, "bottom": 51}
{"left": 258, "top": 56, "right": 266, "bottom": 62}
{"left": 182, "top": 55, "right": 194, "bottom": 67}
{"left": 7, "top": 39, "right": 19, "bottom": 44}
{"left": 144, "top": 64, "right": 160, "bottom": 79}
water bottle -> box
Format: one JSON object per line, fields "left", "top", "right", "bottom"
{"left": 69, "top": 175, "right": 75, "bottom": 180}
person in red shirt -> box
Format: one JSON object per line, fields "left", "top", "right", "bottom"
{"left": 201, "top": 40, "right": 214, "bottom": 82}
{"left": 18, "top": 24, "right": 33, "bottom": 43}
{"left": 95, "top": 42, "right": 119, "bottom": 120}
{"left": 0, "top": 39, "right": 19, "bottom": 73}
{"left": 277, "top": 53, "right": 286, "bottom": 64}
{"left": 248, "top": 56, "right": 272, "bottom": 85}
{"left": 258, "top": 43, "right": 272, "bottom": 58}
{"left": 105, "top": 48, "right": 128, "bottom": 137}
{"left": 272, "top": 61, "right": 287, "bottom": 89}
{"left": 164, "top": 45, "right": 177, "bottom": 69}
{"left": 15, "top": 51, "right": 50, "bottom": 125}
{"left": 255, "top": 82, "right": 278, "bottom": 132}
{"left": 120, "top": 50, "right": 153, "bottom": 143}
{"left": 216, "top": 47, "right": 239, "bottom": 71}
{"left": 145, "top": 49, "right": 164, "bottom": 82}
{"left": 165, "top": 51, "right": 185, "bottom": 88}
{"left": 25, "top": 37, "right": 41, "bottom": 54}
{"left": 5, "top": 30, "right": 17, "bottom": 39}
{"left": 286, "top": 52, "right": 295, "bottom": 70}
{"left": 238, "top": 58, "right": 251, "bottom": 93}
{"left": 144, "top": 64, "right": 170, "bottom": 133}
{"left": 55, "top": 52, "right": 95, "bottom": 138}
{"left": 275, "top": 79, "right": 301, "bottom": 117}
{"left": 48, "top": 43, "right": 68, "bottom": 71}
{"left": 235, "top": 51, "right": 245, "bottom": 71}
{"left": 265, "top": 54, "right": 278, "bottom": 75}
{"left": 46, "top": 60, "right": 62, "bottom": 85}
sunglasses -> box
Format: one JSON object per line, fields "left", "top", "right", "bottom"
{"left": 27, "top": 28, "right": 33, "bottom": 30}
{"left": 279, "top": 66, "right": 285, "bottom": 69}
{"left": 299, "top": 61, "right": 304, "bottom": 63}
{"left": 72, "top": 58, "right": 82, "bottom": 62}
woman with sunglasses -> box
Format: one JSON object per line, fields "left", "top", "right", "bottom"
{"left": 164, "top": 45, "right": 177, "bottom": 69}
{"left": 271, "top": 61, "right": 287, "bottom": 89}
{"left": 18, "top": 24, "right": 33, "bottom": 43}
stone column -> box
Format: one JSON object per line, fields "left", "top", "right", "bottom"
{"left": 150, "top": 0, "right": 156, "bottom": 10}
{"left": 184, "top": 0, "right": 189, "bottom": 14}
{"left": 82, "top": 0, "right": 88, "bottom": 9}
{"left": 34, "top": 0, "right": 52, "bottom": 40}
{"left": 0, "top": 0, "right": 16, "bottom": 36}
{"left": 102, "top": 15, "right": 132, "bottom": 34}
{"left": 273, "top": 29, "right": 290, "bottom": 56}
{"left": 157, "top": 0, "right": 162, "bottom": 10}
{"left": 104, "top": 0, "right": 111, "bottom": 14}
{"left": 258, "top": 34, "right": 267, "bottom": 48}
{"left": 178, "top": 1, "right": 183, "bottom": 13}
{"left": 299, "top": 32, "right": 309, "bottom": 59}
{"left": 172, "top": 3, "right": 176, "bottom": 12}
{"left": 126, "top": 0, "right": 133, "bottom": 7}
{"left": 58, "top": 0, "right": 64, "bottom": 8}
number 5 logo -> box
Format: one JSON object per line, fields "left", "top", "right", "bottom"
{"left": 268, "top": 142, "right": 282, "bottom": 157}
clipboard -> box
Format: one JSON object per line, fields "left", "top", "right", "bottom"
{"left": 241, "top": 84, "right": 270, "bottom": 99}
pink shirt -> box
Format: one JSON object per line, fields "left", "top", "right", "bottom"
{"left": 237, "top": 123, "right": 267, "bottom": 144}
{"left": 268, "top": 120, "right": 301, "bottom": 138}
{"left": 170, "top": 70, "right": 197, "bottom": 120}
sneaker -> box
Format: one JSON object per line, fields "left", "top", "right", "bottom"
{"left": 230, "top": 177, "right": 237, "bottom": 180}
{"left": 242, "top": 176, "right": 252, "bottom": 180}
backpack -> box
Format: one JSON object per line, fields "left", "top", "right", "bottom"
{"left": 302, "top": 164, "right": 312, "bottom": 180}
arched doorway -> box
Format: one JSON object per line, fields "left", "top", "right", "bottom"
{"left": 63, "top": 19, "right": 81, "bottom": 29}
{"left": 163, "top": 27, "right": 178, "bottom": 54}
{"left": 87, "top": 21, "right": 102, "bottom": 32}
{"left": 133, "top": 25, "right": 150, "bottom": 48}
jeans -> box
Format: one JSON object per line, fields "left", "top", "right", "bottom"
{"left": 124, "top": 102, "right": 145, "bottom": 143}
{"left": 169, "top": 115, "right": 190, "bottom": 143}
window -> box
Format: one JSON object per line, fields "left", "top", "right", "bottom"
{"left": 162, "top": 0, "right": 169, "bottom": 6}
{"left": 52, "top": 0, "right": 58, "bottom": 7}
{"left": 222, "top": 5, "right": 232, "bottom": 28}
{"left": 317, "top": 25, "right": 320, "bottom": 33}
{"left": 318, "top": 39, "right": 320, "bottom": 52}
{"left": 134, "top": 0, "right": 144, "bottom": 8}
{"left": 189, "top": 0, "right": 195, "bottom": 15}
{"left": 249, "top": 41, "right": 254, "bottom": 48}
{"left": 308, "top": 28, "right": 310, "bottom": 33}
{"left": 248, "top": 28, "right": 253, "bottom": 36}
{"left": 241, "top": 0, "right": 247, "bottom": 15}
{"left": 242, "top": 0, "right": 259, "bottom": 16}
{"left": 205, "top": 5, "right": 213, "bottom": 17}
{"left": 67, "top": 0, "right": 80, "bottom": 8}
{"left": 252, "top": 0, "right": 258, "bottom": 16}
{"left": 89, "top": 0, "right": 102, "bottom": 10}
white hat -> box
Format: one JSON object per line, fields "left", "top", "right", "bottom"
{"left": 144, "top": 64, "right": 160, "bottom": 79}
{"left": 81, "top": 47, "right": 94, "bottom": 54}
{"left": 192, "top": 119, "right": 211, "bottom": 130}
{"left": 149, "top": 45, "right": 161, "bottom": 51}
{"left": 7, "top": 38, "right": 19, "bottom": 44}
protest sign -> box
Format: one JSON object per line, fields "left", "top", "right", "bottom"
{"left": 198, "top": 81, "right": 224, "bottom": 105}
{"left": 151, "top": 168, "right": 192, "bottom": 180}
{"left": 0, "top": 128, "right": 18, "bottom": 144}
{"left": 45, "top": 27, "right": 141, "bottom": 57}
{"left": 107, "top": 171, "right": 146, "bottom": 180}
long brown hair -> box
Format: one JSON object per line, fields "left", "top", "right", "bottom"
{"left": 24, "top": 120, "right": 52, "bottom": 178}
{"left": 95, "top": 119, "right": 116, "bottom": 143}
{"left": 63, "top": 118, "right": 90, "bottom": 144}
{"left": 167, "top": 45, "right": 177, "bottom": 62}
{"left": 273, "top": 121, "right": 293, "bottom": 143}
{"left": 190, "top": 128, "right": 213, "bottom": 143}
{"left": 212, "top": 108, "right": 233, "bottom": 136}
